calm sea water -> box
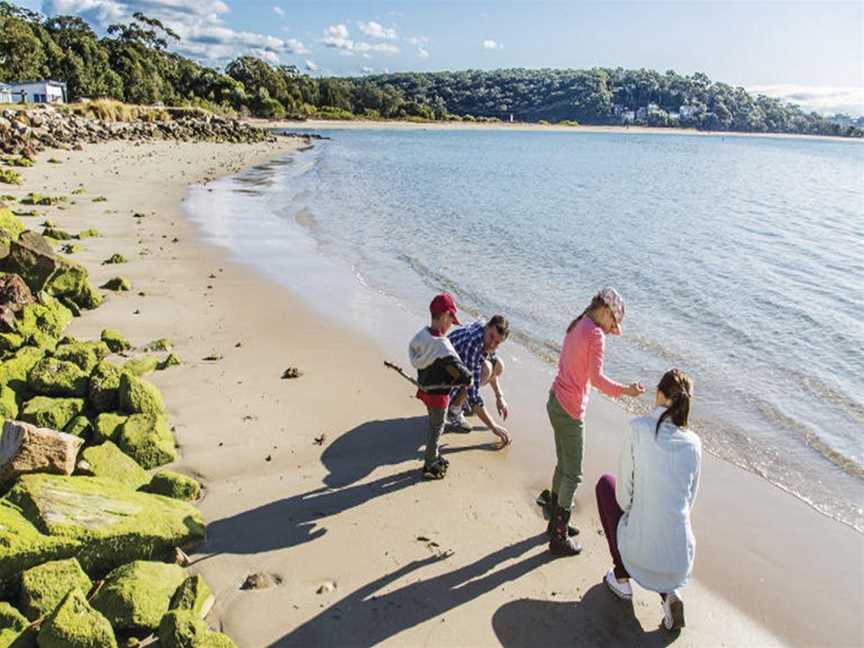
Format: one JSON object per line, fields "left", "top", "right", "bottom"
{"left": 188, "top": 128, "right": 864, "bottom": 532}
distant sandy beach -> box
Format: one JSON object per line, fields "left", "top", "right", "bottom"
{"left": 256, "top": 117, "right": 864, "bottom": 143}
{"left": 9, "top": 136, "right": 862, "bottom": 647}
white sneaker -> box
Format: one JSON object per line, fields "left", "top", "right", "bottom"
{"left": 662, "top": 591, "right": 685, "bottom": 631}
{"left": 604, "top": 568, "right": 633, "bottom": 600}
{"left": 446, "top": 409, "right": 472, "bottom": 433}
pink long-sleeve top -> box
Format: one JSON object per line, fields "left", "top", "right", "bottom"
{"left": 551, "top": 315, "right": 626, "bottom": 421}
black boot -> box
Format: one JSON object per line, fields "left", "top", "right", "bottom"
{"left": 549, "top": 506, "right": 582, "bottom": 556}
{"left": 544, "top": 492, "right": 579, "bottom": 538}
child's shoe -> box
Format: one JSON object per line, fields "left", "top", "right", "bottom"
{"left": 662, "top": 591, "right": 685, "bottom": 631}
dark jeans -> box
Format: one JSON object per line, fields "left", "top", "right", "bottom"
{"left": 595, "top": 473, "right": 630, "bottom": 579}
{"left": 424, "top": 407, "right": 446, "bottom": 466}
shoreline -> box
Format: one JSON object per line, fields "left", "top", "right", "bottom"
{"left": 252, "top": 117, "right": 864, "bottom": 144}
{"left": 9, "top": 138, "right": 862, "bottom": 646}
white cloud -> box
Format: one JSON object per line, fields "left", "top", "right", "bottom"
{"left": 361, "top": 66, "right": 374, "bottom": 74}
{"left": 357, "top": 20, "right": 396, "bottom": 40}
{"left": 305, "top": 59, "right": 318, "bottom": 71}
{"left": 482, "top": 39, "right": 503, "bottom": 50}
{"left": 272, "top": 6, "right": 284, "bottom": 17}
{"left": 747, "top": 84, "right": 864, "bottom": 117}
{"left": 320, "top": 23, "right": 399, "bottom": 56}
{"left": 407, "top": 35, "right": 428, "bottom": 46}
{"left": 418, "top": 46, "right": 429, "bottom": 58}
{"left": 42, "top": 0, "right": 307, "bottom": 65}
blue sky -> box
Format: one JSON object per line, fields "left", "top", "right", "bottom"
{"left": 18, "top": 1, "right": 864, "bottom": 115}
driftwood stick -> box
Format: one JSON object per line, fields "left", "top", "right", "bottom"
{"left": 384, "top": 361, "right": 418, "bottom": 386}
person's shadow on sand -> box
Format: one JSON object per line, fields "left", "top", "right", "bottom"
{"left": 273, "top": 534, "right": 551, "bottom": 647}
{"left": 200, "top": 417, "right": 496, "bottom": 557}
{"left": 492, "top": 584, "right": 680, "bottom": 647}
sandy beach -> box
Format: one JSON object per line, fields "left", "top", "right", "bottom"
{"left": 256, "top": 117, "right": 864, "bottom": 144}
{"left": 7, "top": 136, "right": 862, "bottom": 647}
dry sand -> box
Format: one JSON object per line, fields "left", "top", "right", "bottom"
{"left": 8, "top": 136, "right": 863, "bottom": 647}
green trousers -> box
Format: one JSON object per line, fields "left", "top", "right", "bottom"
{"left": 548, "top": 391, "right": 585, "bottom": 511}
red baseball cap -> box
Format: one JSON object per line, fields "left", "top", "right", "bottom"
{"left": 430, "top": 292, "right": 460, "bottom": 324}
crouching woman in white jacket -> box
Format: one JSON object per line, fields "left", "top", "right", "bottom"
{"left": 595, "top": 368, "right": 701, "bottom": 632}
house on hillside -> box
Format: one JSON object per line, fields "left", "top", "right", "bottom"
{"left": 0, "top": 83, "right": 13, "bottom": 103}
{"left": 6, "top": 80, "right": 67, "bottom": 104}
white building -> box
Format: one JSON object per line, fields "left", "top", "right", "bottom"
{"left": 6, "top": 80, "right": 67, "bottom": 104}
{"left": 0, "top": 83, "right": 13, "bottom": 103}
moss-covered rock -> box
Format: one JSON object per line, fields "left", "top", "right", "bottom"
{"left": 27, "top": 358, "right": 89, "bottom": 397}
{"left": 60, "top": 243, "right": 81, "bottom": 255}
{"left": 0, "top": 384, "right": 18, "bottom": 419}
{"left": 15, "top": 301, "right": 72, "bottom": 341}
{"left": 168, "top": 575, "right": 213, "bottom": 618}
{"left": 64, "top": 415, "right": 92, "bottom": 439}
{"left": 102, "top": 254, "right": 127, "bottom": 265}
{"left": 19, "top": 557, "right": 92, "bottom": 621}
{"left": 159, "top": 610, "right": 238, "bottom": 648}
{"left": 43, "top": 262, "right": 101, "bottom": 310}
{"left": 0, "top": 346, "right": 45, "bottom": 393}
{"left": 91, "top": 413, "right": 127, "bottom": 444}
{"left": 42, "top": 227, "right": 75, "bottom": 241}
{"left": 122, "top": 355, "right": 158, "bottom": 377}
{"left": 144, "top": 338, "right": 172, "bottom": 352}
{"left": 0, "top": 206, "right": 25, "bottom": 240}
{"left": 144, "top": 471, "right": 200, "bottom": 502}
{"left": 36, "top": 589, "right": 117, "bottom": 648}
{"left": 0, "top": 332, "right": 24, "bottom": 352}
{"left": 101, "top": 277, "right": 131, "bottom": 292}
{"left": 157, "top": 354, "right": 181, "bottom": 371}
{"left": 117, "top": 414, "right": 176, "bottom": 469}
{"left": 53, "top": 340, "right": 108, "bottom": 373}
{"left": 0, "top": 169, "right": 21, "bottom": 185}
{"left": 117, "top": 373, "right": 164, "bottom": 417}
{"left": 0, "top": 601, "right": 34, "bottom": 648}
{"left": 3, "top": 474, "right": 206, "bottom": 579}
{"left": 92, "top": 561, "right": 186, "bottom": 632}
{"left": 77, "top": 228, "right": 100, "bottom": 239}
{"left": 79, "top": 441, "right": 148, "bottom": 490}
{"left": 101, "top": 329, "right": 131, "bottom": 354}
{"left": 0, "top": 601, "right": 28, "bottom": 630}
{"left": 19, "top": 395, "right": 85, "bottom": 430}
{"left": 88, "top": 362, "right": 123, "bottom": 413}
{"left": 27, "top": 330, "right": 57, "bottom": 352}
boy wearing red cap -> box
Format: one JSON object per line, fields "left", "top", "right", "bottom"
{"left": 408, "top": 293, "right": 473, "bottom": 479}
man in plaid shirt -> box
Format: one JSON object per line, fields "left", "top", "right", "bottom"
{"left": 447, "top": 315, "right": 511, "bottom": 448}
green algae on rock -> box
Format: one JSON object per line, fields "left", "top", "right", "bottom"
{"left": 64, "top": 415, "right": 92, "bottom": 439}
{"left": 157, "top": 354, "right": 181, "bottom": 371}
{"left": 19, "top": 557, "right": 92, "bottom": 621}
{"left": 0, "top": 169, "right": 22, "bottom": 185}
{"left": 4, "top": 474, "right": 206, "bottom": 577}
{"left": 27, "top": 357, "right": 89, "bottom": 397}
{"left": 0, "top": 384, "right": 18, "bottom": 419}
{"left": 53, "top": 340, "right": 108, "bottom": 373}
{"left": 0, "top": 332, "right": 25, "bottom": 352}
{"left": 117, "top": 373, "right": 164, "bottom": 417}
{"left": 117, "top": 414, "right": 176, "bottom": 469}
{"left": 60, "top": 243, "right": 81, "bottom": 255}
{"left": 77, "top": 228, "right": 100, "bottom": 239}
{"left": 92, "top": 412, "right": 127, "bottom": 444}
{"left": 89, "top": 362, "right": 123, "bottom": 413}
{"left": 144, "top": 338, "right": 172, "bottom": 352}
{"left": 0, "top": 601, "right": 28, "bottom": 630}
{"left": 0, "top": 346, "right": 45, "bottom": 394}
{"left": 159, "top": 610, "right": 238, "bottom": 648}
{"left": 122, "top": 355, "right": 159, "bottom": 377}
{"left": 0, "top": 206, "right": 25, "bottom": 240}
{"left": 41, "top": 227, "right": 75, "bottom": 241}
{"left": 145, "top": 471, "right": 200, "bottom": 502}
{"left": 20, "top": 396, "right": 84, "bottom": 430}
{"left": 101, "top": 276, "right": 131, "bottom": 292}
{"left": 0, "top": 600, "right": 34, "bottom": 648}
{"left": 101, "top": 329, "right": 131, "bottom": 354}
{"left": 169, "top": 575, "right": 213, "bottom": 618}
{"left": 92, "top": 561, "right": 186, "bottom": 632}
{"left": 102, "top": 254, "right": 127, "bottom": 265}
{"left": 79, "top": 441, "right": 148, "bottom": 490}
{"left": 36, "top": 589, "right": 117, "bottom": 648}
{"left": 15, "top": 300, "right": 72, "bottom": 341}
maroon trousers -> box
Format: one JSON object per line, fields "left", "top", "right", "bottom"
{"left": 595, "top": 473, "right": 630, "bottom": 580}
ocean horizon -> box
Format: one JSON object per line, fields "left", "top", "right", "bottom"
{"left": 185, "top": 126, "right": 864, "bottom": 533}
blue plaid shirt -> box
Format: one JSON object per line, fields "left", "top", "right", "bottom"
{"left": 448, "top": 321, "right": 489, "bottom": 408}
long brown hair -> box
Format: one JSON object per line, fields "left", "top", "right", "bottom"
{"left": 655, "top": 368, "right": 693, "bottom": 435}
{"left": 566, "top": 295, "right": 606, "bottom": 333}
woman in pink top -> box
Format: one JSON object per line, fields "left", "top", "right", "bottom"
{"left": 545, "top": 288, "right": 644, "bottom": 556}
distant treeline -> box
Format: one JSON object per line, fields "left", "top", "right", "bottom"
{"left": 0, "top": 2, "right": 860, "bottom": 137}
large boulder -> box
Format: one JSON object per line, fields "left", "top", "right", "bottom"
{"left": 19, "top": 557, "right": 92, "bottom": 621}
{"left": 0, "top": 346, "right": 45, "bottom": 393}
{"left": 0, "top": 384, "right": 18, "bottom": 419}
{"left": 118, "top": 373, "right": 165, "bottom": 417}
{"left": 159, "top": 610, "right": 237, "bottom": 648}
{"left": 19, "top": 396, "right": 84, "bottom": 431}
{"left": 169, "top": 575, "right": 213, "bottom": 619}
{"left": 36, "top": 589, "right": 117, "bottom": 648}
{"left": 0, "top": 600, "right": 35, "bottom": 648}
{"left": 0, "top": 420, "right": 83, "bottom": 484}
{"left": 100, "top": 329, "right": 131, "bottom": 354}
{"left": 88, "top": 362, "right": 123, "bottom": 413}
{"left": 116, "top": 414, "right": 176, "bottom": 469}
{"left": 78, "top": 441, "right": 148, "bottom": 490}
{"left": 2, "top": 474, "right": 205, "bottom": 581}
{"left": 64, "top": 415, "right": 92, "bottom": 439}
{"left": 15, "top": 299, "right": 72, "bottom": 341}
{"left": 0, "top": 274, "right": 34, "bottom": 315}
{"left": 122, "top": 354, "right": 159, "bottom": 377}
{"left": 27, "top": 357, "right": 88, "bottom": 397}
{"left": 52, "top": 340, "right": 108, "bottom": 373}
{"left": 92, "top": 561, "right": 186, "bottom": 632}
{"left": 91, "top": 412, "right": 126, "bottom": 444}
{"left": 145, "top": 471, "right": 200, "bottom": 501}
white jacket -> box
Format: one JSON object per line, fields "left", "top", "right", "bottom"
{"left": 616, "top": 408, "right": 702, "bottom": 593}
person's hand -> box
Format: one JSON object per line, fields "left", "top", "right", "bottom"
{"left": 453, "top": 388, "right": 467, "bottom": 407}
{"left": 496, "top": 395, "right": 509, "bottom": 420}
{"left": 492, "top": 425, "right": 511, "bottom": 450}
{"left": 624, "top": 382, "right": 645, "bottom": 398}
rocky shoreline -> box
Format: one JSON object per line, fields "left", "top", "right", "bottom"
{"left": 0, "top": 109, "right": 280, "bottom": 648}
